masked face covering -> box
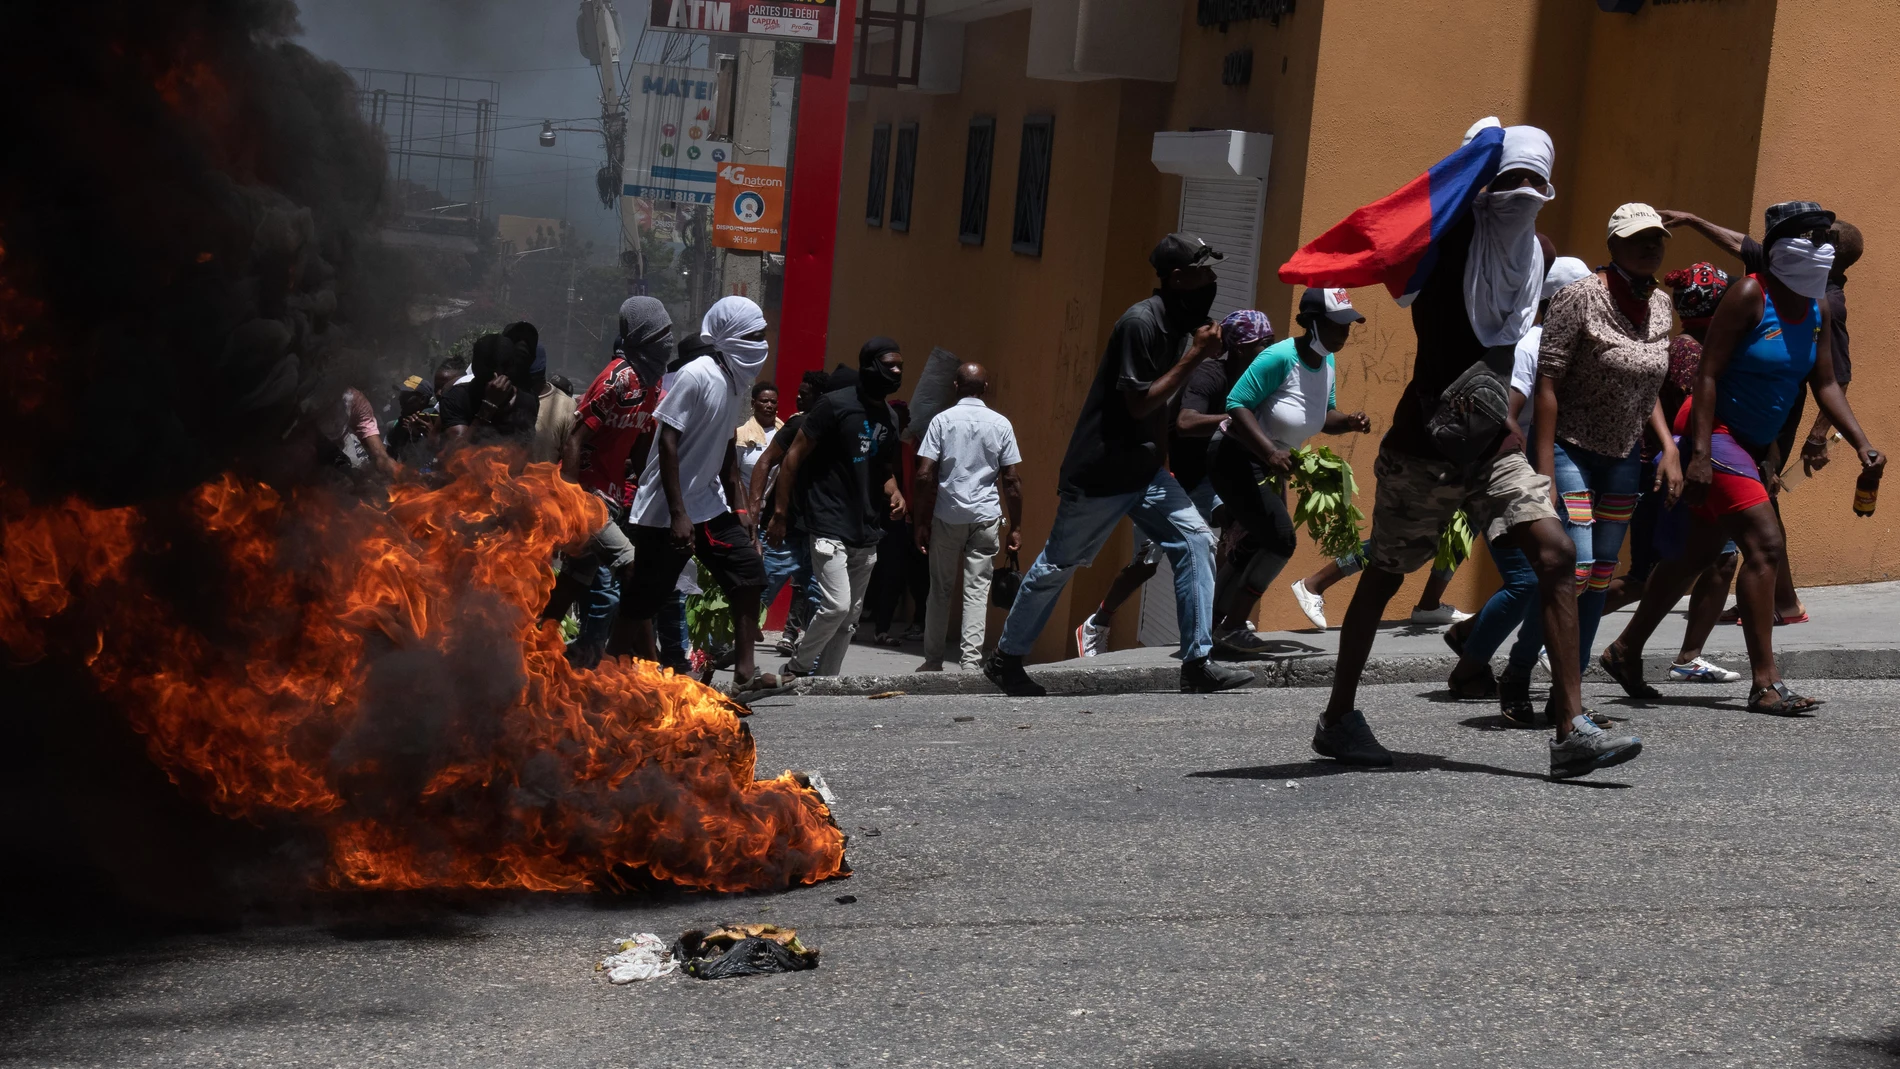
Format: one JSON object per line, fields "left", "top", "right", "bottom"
{"left": 858, "top": 336, "right": 902, "bottom": 399}
{"left": 701, "top": 296, "right": 769, "bottom": 384}
{"left": 1464, "top": 125, "right": 1554, "bottom": 347}
{"left": 1161, "top": 281, "right": 1219, "bottom": 329}
{"left": 616, "top": 296, "right": 674, "bottom": 382}
{"left": 1768, "top": 237, "right": 1835, "bottom": 300}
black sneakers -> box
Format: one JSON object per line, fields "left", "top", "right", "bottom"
{"left": 1312, "top": 709, "right": 1394, "bottom": 766}
{"left": 983, "top": 651, "right": 1047, "bottom": 697}
{"left": 1181, "top": 656, "right": 1254, "bottom": 693}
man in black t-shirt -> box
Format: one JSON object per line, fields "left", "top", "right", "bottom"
{"left": 982, "top": 233, "right": 1255, "bottom": 698}
{"left": 768, "top": 340, "right": 905, "bottom": 676}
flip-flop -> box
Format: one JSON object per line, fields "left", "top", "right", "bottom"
{"left": 1749, "top": 680, "right": 1823, "bottom": 716}
{"left": 1598, "top": 646, "right": 1662, "bottom": 699}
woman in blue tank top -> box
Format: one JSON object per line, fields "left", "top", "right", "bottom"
{"left": 1601, "top": 202, "right": 1883, "bottom": 715}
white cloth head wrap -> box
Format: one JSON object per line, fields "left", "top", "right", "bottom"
{"left": 701, "top": 295, "right": 769, "bottom": 380}
{"left": 1767, "top": 238, "right": 1836, "bottom": 300}
{"left": 1463, "top": 125, "right": 1555, "bottom": 347}
{"left": 1499, "top": 125, "right": 1554, "bottom": 181}
{"left": 1543, "top": 256, "right": 1592, "bottom": 301}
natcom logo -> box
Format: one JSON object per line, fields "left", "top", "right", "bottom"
{"left": 717, "top": 165, "right": 785, "bottom": 189}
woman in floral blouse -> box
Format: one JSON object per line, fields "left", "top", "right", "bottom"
{"left": 1504, "top": 203, "right": 1682, "bottom": 709}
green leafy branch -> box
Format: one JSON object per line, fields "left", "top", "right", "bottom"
{"left": 1287, "top": 446, "right": 1366, "bottom": 562}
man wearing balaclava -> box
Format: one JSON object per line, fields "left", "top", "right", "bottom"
{"left": 621, "top": 296, "right": 774, "bottom": 691}
{"left": 979, "top": 233, "right": 1254, "bottom": 698}
{"left": 1313, "top": 123, "right": 1647, "bottom": 782}
{"left": 767, "top": 336, "right": 906, "bottom": 677}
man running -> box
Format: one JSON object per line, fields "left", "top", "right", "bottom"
{"left": 983, "top": 233, "right": 1254, "bottom": 696}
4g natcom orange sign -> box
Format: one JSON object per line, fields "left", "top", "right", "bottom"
{"left": 711, "top": 163, "right": 786, "bottom": 251}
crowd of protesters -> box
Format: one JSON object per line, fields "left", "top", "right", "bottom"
{"left": 323, "top": 114, "right": 1880, "bottom": 781}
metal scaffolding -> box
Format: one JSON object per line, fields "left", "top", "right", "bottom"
{"left": 349, "top": 69, "right": 500, "bottom": 249}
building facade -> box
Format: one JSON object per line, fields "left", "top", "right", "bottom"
{"left": 824, "top": 0, "right": 1898, "bottom": 662}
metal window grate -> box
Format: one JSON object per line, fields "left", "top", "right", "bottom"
{"left": 958, "top": 116, "right": 995, "bottom": 245}
{"left": 866, "top": 122, "right": 891, "bottom": 227}
{"left": 1010, "top": 115, "right": 1054, "bottom": 256}
{"left": 890, "top": 122, "right": 918, "bottom": 232}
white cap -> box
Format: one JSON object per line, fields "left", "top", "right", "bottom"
{"left": 1300, "top": 286, "right": 1366, "bottom": 324}
{"left": 1543, "top": 256, "right": 1593, "bottom": 300}
{"left": 1607, "top": 202, "right": 1667, "bottom": 240}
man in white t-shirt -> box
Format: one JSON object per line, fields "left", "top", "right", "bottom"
{"left": 911, "top": 363, "right": 1023, "bottom": 671}
{"left": 621, "top": 297, "right": 774, "bottom": 689}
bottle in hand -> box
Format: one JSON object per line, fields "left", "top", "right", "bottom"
{"left": 1854, "top": 466, "right": 1882, "bottom": 517}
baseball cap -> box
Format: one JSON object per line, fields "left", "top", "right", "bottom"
{"left": 1607, "top": 203, "right": 1667, "bottom": 240}
{"left": 1763, "top": 200, "right": 1835, "bottom": 242}
{"left": 397, "top": 374, "right": 434, "bottom": 401}
{"left": 1298, "top": 286, "right": 1366, "bottom": 325}
{"left": 1150, "top": 232, "right": 1224, "bottom": 276}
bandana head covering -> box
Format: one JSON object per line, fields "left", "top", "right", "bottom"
{"left": 1219, "top": 309, "right": 1274, "bottom": 353}
{"left": 1463, "top": 125, "right": 1554, "bottom": 347}
{"left": 615, "top": 296, "right": 674, "bottom": 382}
{"left": 1498, "top": 126, "right": 1554, "bottom": 181}
{"left": 1664, "top": 262, "right": 1730, "bottom": 326}
{"left": 1768, "top": 237, "right": 1835, "bottom": 300}
{"left": 857, "top": 335, "right": 903, "bottom": 399}
{"left": 700, "top": 295, "right": 769, "bottom": 380}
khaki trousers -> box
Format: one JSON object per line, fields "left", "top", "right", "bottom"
{"left": 924, "top": 517, "right": 1001, "bottom": 668}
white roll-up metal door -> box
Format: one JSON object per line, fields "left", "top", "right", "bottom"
{"left": 1134, "top": 176, "right": 1264, "bottom": 650}
{"left": 1178, "top": 176, "right": 1265, "bottom": 322}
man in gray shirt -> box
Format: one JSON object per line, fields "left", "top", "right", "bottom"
{"left": 912, "top": 363, "right": 1023, "bottom": 671}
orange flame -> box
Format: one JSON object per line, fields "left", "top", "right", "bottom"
{"left": 0, "top": 450, "right": 846, "bottom": 893}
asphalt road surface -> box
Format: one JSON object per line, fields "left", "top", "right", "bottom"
{"left": 5, "top": 680, "right": 1899, "bottom": 1068}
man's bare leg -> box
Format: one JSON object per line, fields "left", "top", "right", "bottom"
{"left": 1320, "top": 566, "right": 1406, "bottom": 727}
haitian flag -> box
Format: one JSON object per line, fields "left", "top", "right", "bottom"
{"left": 1279, "top": 125, "right": 1503, "bottom": 306}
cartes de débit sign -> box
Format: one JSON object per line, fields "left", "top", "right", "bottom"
{"left": 649, "top": 0, "right": 839, "bottom": 43}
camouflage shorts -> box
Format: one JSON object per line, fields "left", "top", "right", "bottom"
{"left": 1365, "top": 444, "right": 1559, "bottom": 574}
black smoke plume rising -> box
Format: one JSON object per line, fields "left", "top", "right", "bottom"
{"left": 0, "top": 0, "right": 395, "bottom": 502}
{"left": 0, "top": 2, "right": 847, "bottom": 926}
{"left": 0, "top": 0, "right": 401, "bottom": 921}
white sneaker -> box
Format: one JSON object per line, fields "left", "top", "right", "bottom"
{"left": 1290, "top": 579, "right": 1327, "bottom": 630}
{"left": 1075, "top": 613, "right": 1109, "bottom": 657}
{"left": 1410, "top": 604, "right": 1473, "bottom": 626}
{"left": 1538, "top": 649, "right": 1551, "bottom": 676}
{"left": 1668, "top": 656, "right": 1743, "bottom": 683}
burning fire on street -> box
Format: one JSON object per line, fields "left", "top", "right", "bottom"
{"left": 0, "top": 2, "right": 844, "bottom": 896}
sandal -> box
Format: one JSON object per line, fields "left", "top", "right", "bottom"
{"left": 1447, "top": 663, "right": 1497, "bottom": 700}
{"left": 728, "top": 672, "right": 797, "bottom": 707}
{"left": 1598, "top": 646, "right": 1662, "bottom": 699}
{"left": 1748, "top": 680, "right": 1823, "bottom": 716}
{"left": 873, "top": 633, "right": 902, "bottom": 648}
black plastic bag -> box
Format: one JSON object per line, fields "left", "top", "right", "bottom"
{"left": 673, "top": 926, "right": 820, "bottom": 980}
{"left": 990, "top": 550, "right": 1022, "bottom": 609}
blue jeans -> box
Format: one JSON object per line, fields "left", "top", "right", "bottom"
{"left": 1508, "top": 440, "right": 1642, "bottom": 676}
{"left": 1461, "top": 538, "right": 1537, "bottom": 664}
{"left": 575, "top": 564, "right": 620, "bottom": 650}
{"left": 762, "top": 535, "right": 815, "bottom": 629}
{"left": 998, "top": 469, "right": 1216, "bottom": 661}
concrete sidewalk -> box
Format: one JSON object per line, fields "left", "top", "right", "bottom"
{"left": 730, "top": 580, "right": 1900, "bottom": 697}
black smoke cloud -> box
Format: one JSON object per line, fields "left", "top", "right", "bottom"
{"left": 0, "top": 0, "right": 397, "bottom": 506}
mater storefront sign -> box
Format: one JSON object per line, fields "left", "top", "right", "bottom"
{"left": 647, "top": 0, "right": 838, "bottom": 43}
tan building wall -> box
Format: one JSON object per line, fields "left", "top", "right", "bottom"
{"left": 1750, "top": 0, "right": 1900, "bottom": 585}
{"left": 826, "top": 0, "right": 1898, "bottom": 660}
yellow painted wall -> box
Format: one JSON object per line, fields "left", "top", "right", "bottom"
{"left": 1749, "top": 0, "right": 1900, "bottom": 584}
{"left": 828, "top": 12, "right": 1145, "bottom": 661}
{"left": 824, "top": 0, "right": 1897, "bottom": 660}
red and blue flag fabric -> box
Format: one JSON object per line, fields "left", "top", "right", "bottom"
{"left": 1279, "top": 125, "right": 1504, "bottom": 306}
